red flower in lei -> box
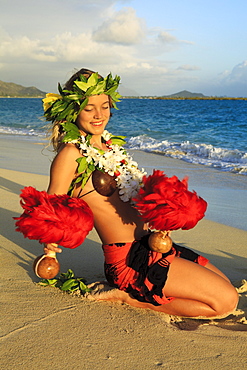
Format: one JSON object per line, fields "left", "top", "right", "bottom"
{"left": 14, "top": 187, "right": 94, "bottom": 248}
{"left": 133, "top": 170, "right": 207, "bottom": 231}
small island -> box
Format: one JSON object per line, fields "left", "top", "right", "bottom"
{"left": 123, "top": 90, "right": 247, "bottom": 100}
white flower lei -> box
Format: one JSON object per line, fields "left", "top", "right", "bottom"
{"left": 78, "top": 130, "right": 146, "bottom": 202}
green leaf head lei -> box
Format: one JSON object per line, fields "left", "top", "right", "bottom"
{"left": 42, "top": 72, "right": 122, "bottom": 127}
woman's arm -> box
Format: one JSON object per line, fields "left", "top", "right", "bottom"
{"left": 47, "top": 143, "right": 81, "bottom": 195}
{"left": 44, "top": 143, "right": 82, "bottom": 254}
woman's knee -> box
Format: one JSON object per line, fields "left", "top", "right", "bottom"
{"left": 164, "top": 257, "right": 239, "bottom": 316}
{"left": 213, "top": 283, "right": 239, "bottom": 316}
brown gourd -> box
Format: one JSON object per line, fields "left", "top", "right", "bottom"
{"left": 33, "top": 250, "right": 60, "bottom": 279}
{"left": 148, "top": 231, "right": 173, "bottom": 253}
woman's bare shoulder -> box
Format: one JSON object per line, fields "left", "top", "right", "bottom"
{"left": 50, "top": 143, "right": 82, "bottom": 172}
{"left": 56, "top": 143, "right": 82, "bottom": 160}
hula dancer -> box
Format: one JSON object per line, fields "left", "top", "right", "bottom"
{"left": 16, "top": 68, "right": 238, "bottom": 317}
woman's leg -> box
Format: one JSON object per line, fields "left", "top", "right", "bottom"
{"left": 98, "top": 257, "right": 238, "bottom": 318}
{"left": 203, "top": 261, "right": 231, "bottom": 282}
{"left": 122, "top": 257, "right": 238, "bottom": 317}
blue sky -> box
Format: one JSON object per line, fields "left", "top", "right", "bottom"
{"left": 0, "top": 0, "right": 246, "bottom": 97}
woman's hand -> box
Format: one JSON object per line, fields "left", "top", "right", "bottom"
{"left": 44, "top": 243, "right": 62, "bottom": 254}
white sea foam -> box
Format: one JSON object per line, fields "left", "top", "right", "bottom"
{"left": 1, "top": 125, "right": 246, "bottom": 175}
{"left": 127, "top": 135, "right": 247, "bottom": 175}
{"left": 0, "top": 125, "right": 44, "bottom": 137}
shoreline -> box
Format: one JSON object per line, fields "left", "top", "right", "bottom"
{"left": 1, "top": 134, "right": 246, "bottom": 231}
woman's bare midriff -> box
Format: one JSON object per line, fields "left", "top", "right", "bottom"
{"left": 72, "top": 175, "right": 148, "bottom": 245}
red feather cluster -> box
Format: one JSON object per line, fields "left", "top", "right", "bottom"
{"left": 14, "top": 187, "right": 94, "bottom": 248}
{"left": 133, "top": 170, "right": 207, "bottom": 231}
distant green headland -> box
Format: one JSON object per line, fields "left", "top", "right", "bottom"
{"left": 0, "top": 80, "right": 46, "bottom": 98}
{"left": 0, "top": 81, "right": 246, "bottom": 100}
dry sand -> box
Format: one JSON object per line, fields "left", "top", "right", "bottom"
{"left": 1, "top": 157, "right": 247, "bottom": 369}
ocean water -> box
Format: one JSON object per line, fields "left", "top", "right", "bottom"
{"left": 0, "top": 97, "right": 247, "bottom": 175}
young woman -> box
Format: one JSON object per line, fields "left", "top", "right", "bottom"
{"left": 43, "top": 68, "right": 238, "bottom": 318}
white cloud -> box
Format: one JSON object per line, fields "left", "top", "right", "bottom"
{"left": 52, "top": 32, "right": 140, "bottom": 68}
{"left": 158, "top": 31, "right": 179, "bottom": 44}
{"left": 218, "top": 61, "right": 247, "bottom": 97}
{"left": 157, "top": 31, "right": 193, "bottom": 46}
{"left": 199, "top": 61, "right": 247, "bottom": 97}
{"left": 0, "top": 31, "right": 129, "bottom": 65}
{"left": 177, "top": 64, "right": 200, "bottom": 71}
{"left": 0, "top": 35, "right": 55, "bottom": 62}
{"left": 92, "top": 7, "right": 145, "bottom": 45}
{"left": 220, "top": 61, "right": 247, "bottom": 84}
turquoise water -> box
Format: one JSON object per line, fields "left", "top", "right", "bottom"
{"left": 0, "top": 97, "right": 246, "bottom": 175}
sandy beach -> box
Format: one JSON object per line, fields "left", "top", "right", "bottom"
{"left": 1, "top": 137, "right": 247, "bottom": 369}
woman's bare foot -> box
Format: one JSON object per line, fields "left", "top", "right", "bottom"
{"left": 86, "top": 281, "right": 129, "bottom": 303}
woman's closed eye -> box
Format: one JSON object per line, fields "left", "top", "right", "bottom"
{"left": 84, "top": 104, "right": 109, "bottom": 112}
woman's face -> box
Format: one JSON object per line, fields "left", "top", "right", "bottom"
{"left": 76, "top": 94, "right": 111, "bottom": 136}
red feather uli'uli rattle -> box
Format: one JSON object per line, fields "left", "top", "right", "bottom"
{"left": 133, "top": 170, "right": 207, "bottom": 253}
{"left": 14, "top": 187, "right": 94, "bottom": 279}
